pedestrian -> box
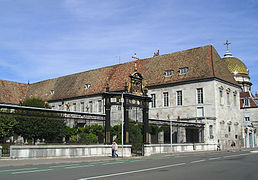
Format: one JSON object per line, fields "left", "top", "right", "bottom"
{"left": 112, "top": 141, "right": 118, "bottom": 158}
{"left": 217, "top": 139, "right": 221, "bottom": 151}
{"left": 231, "top": 141, "right": 235, "bottom": 152}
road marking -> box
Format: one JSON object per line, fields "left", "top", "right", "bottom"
{"left": 190, "top": 159, "right": 206, "bottom": 164}
{"left": 0, "top": 168, "right": 38, "bottom": 173}
{"left": 49, "top": 164, "right": 80, "bottom": 168}
{"left": 100, "top": 161, "right": 125, "bottom": 165}
{"left": 77, "top": 162, "right": 186, "bottom": 180}
{"left": 224, "top": 154, "right": 241, "bottom": 158}
{"left": 175, "top": 155, "right": 188, "bottom": 158}
{"left": 11, "top": 169, "right": 52, "bottom": 174}
{"left": 239, "top": 153, "right": 250, "bottom": 156}
{"left": 208, "top": 157, "right": 221, "bottom": 160}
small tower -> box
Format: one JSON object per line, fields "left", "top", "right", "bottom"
{"left": 222, "top": 40, "right": 252, "bottom": 92}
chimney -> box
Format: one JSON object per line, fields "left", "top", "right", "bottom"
{"left": 153, "top": 49, "right": 160, "bottom": 57}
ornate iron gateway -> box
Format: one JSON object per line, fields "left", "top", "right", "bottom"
{"left": 103, "top": 58, "right": 151, "bottom": 155}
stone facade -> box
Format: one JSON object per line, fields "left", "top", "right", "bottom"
{"left": 47, "top": 78, "right": 242, "bottom": 150}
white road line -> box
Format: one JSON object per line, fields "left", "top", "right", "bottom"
{"left": 100, "top": 161, "right": 125, "bottom": 165}
{"left": 175, "top": 155, "right": 188, "bottom": 158}
{"left": 239, "top": 153, "right": 250, "bottom": 156}
{"left": 208, "top": 157, "right": 222, "bottom": 160}
{"left": 0, "top": 168, "right": 38, "bottom": 173}
{"left": 49, "top": 164, "right": 80, "bottom": 168}
{"left": 77, "top": 162, "right": 186, "bottom": 180}
{"left": 224, "top": 154, "right": 241, "bottom": 158}
{"left": 190, "top": 159, "right": 206, "bottom": 164}
{"left": 11, "top": 169, "right": 52, "bottom": 175}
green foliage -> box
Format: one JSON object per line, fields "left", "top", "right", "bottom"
{"left": 70, "top": 135, "right": 77, "bottom": 142}
{"left": 149, "top": 124, "right": 162, "bottom": 135}
{"left": 0, "top": 110, "right": 18, "bottom": 141}
{"left": 65, "top": 127, "right": 77, "bottom": 137}
{"left": 79, "top": 133, "right": 98, "bottom": 144}
{"left": 129, "top": 124, "right": 143, "bottom": 144}
{"left": 111, "top": 125, "right": 122, "bottom": 143}
{"left": 14, "top": 98, "right": 66, "bottom": 143}
{"left": 65, "top": 125, "right": 104, "bottom": 144}
{"left": 1, "top": 144, "right": 10, "bottom": 156}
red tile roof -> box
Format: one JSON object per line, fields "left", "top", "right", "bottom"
{"left": 0, "top": 80, "right": 28, "bottom": 104}
{"left": 0, "top": 45, "right": 238, "bottom": 104}
{"left": 240, "top": 92, "right": 258, "bottom": 108}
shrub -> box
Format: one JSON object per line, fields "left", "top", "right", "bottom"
{"left": 79, "top": 133, "right": 98, "bottom": 144}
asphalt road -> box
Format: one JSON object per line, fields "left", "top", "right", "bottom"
{"left": 0, "top": 150, "right": 258, "bottom": 180}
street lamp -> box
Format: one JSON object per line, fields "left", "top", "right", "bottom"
{"left": 121, "top": 92, "right": 124, "bottom": 158}
{"left": 168, "top": 114, "right": 173, "bottom": 152}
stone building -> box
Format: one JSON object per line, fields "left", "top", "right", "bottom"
{"left": 0, "top": 44, "right": 254, "bottom": 149}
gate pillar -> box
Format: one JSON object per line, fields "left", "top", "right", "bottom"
{"left": 124, "top": 98, "right": 129, "bottom": 144}
{"left": 105, "top": 97, "right": 111, "bottom": 144}
{"left": 143, "top": 99, "right": 149, "bottom": 144}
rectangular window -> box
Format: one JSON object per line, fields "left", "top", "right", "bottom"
{"left": 177, "top": 91, "right": 182, "bottom": 106}
{"left": 98, "top": 100, "right": 102, "bottom": 113}
{"left": 245, "top": 117, "right": 250, "bottom": 121}
{"left": 73, "top": 103, "right": 76, "bottom": 112}
{"left": 233, "top": 93, "right": 237, "bottom": 106}
{"left": 197, "top": 88, "right": 203, "bottom": 104}
{"left": 227, "top": 92, "right": 230, "bottom": 105}
{"left": 163, "top": 92, "right": 169, "bottom": 107}
{"left": 80, "top": 102, "right": 84, "bottom": 112}
{"left": 197, "top": 107, "right": 204, "bottom": 117}
{"left": 165, "top": 70, "right": 174, "bottom": 77}
{"left": 179, "top": 67, "right": 188, "bottom": 75}
{"left": 220, "top": 90, "right": 223, "bottom": 105}
{"left": 89, "top": 101, "right": 93, "bottom": 113}
{"left": 209, "top": 125, "right": 214, "bottom": 139}
{"left": 151, "top": 94, "right": 156, "bottom": 108}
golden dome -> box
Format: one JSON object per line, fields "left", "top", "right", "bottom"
{"left": 223, "top": 56, "right": 248, "bottom": 75}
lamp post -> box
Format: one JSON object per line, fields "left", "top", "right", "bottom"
{"left": 121, "top": 92, "right": 124, "bottom": 158}
{"left": 168, "top": 114, "right": 173, "bottom": 152}
{"left": 44, "top": 101, "right": 48, "bottom": 108}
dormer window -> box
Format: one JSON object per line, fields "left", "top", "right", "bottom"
{"left": 164, "top": 70, "right": 174, "bottom": 77}
{"left": 50, "top": 90, "right": 55, "bottom": 95}
{"left": 243, "top": 98, "right": 250, "bottom": 107}
{"left": 85, "top": 83, "right": 91, "bottom": 90}
{"left": 179, "top": 67, "right": 189, "bottom": 75}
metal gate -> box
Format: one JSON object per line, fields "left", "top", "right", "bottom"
{"left": 129, "top": 122, "right": 144, "bottom": 156}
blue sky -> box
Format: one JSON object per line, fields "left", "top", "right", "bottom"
{"left": 0, "top": 0, "right": 257, "bottom": 93}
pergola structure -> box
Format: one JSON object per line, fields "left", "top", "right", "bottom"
{"left": 103, "top": 64, "right": 151, "bottom": 144}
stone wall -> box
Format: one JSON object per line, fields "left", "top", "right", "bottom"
{"left": 10, "top": 145, "right": 132, "bottom": 159}
{"left": 144, "top": 143, "right": 217, "bottom": 156}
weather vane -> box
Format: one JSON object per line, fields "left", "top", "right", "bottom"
{"left": 132, "top": 53, "right": 139, "bottom": 71}
{"left": 132, "top": 53, "right": 139, "bottom": 61}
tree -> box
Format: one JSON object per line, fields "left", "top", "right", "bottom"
{"left": 0, "top": 110, "right": 18, "bottom": 142}
{"left": 14, "top": 98, "right": 66, "bottom": 143}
